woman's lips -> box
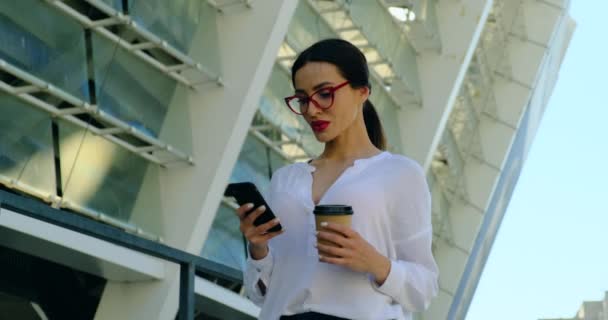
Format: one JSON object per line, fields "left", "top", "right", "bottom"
{"left": 311, "top": 120, "right": 330, "bottom": 132}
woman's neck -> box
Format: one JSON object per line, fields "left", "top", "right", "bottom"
{"left": 319, "top": 119, "right": 381, "bottom": 163}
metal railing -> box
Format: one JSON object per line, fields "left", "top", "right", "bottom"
{"left": 0, "top": 188, "right": 243, "bottom": 320}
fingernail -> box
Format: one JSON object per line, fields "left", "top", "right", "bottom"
{"left": 260, "top": 205, "right": 266, "bottom": 211}
{"left": 245, "top": 203, "right": 254, "bottom": 209}
{"left": 274, "top": 218, "right": 280, "bottom": 224}
{"left": 320, "top": 222, "right": 328, "bottom": 227}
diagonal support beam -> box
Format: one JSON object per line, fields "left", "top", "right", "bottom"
{"left": 397, "top": 0, "right": 493, "bottom": 172}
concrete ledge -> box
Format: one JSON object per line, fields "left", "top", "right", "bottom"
{"left": 0, "top": 207, "right": 165, "bottom": 282}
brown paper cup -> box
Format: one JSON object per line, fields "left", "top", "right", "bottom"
{"left": 314, "top": 205, "right": 353, "bottom": 258}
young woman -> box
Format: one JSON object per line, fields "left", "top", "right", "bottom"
{"left": 235, "top": 39, "right": 439, "bottom": 320}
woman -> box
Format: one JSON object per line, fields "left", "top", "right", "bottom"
{"left": 235, "top": 39, "right": 439, "bottom": 320}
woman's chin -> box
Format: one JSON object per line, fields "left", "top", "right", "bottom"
{"left": 313, "top": 131, "right": 333, "bottom": 142}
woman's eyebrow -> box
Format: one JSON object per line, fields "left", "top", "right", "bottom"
{"left": 295, "top": 81, "right": 334, "bottom": 93}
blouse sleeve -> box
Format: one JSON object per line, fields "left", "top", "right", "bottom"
{"left": 371, "top": 159, "right": 439, "bottom": 312}
{"left": 244, "top": 246, "right": 275, "bottom": 306}
{"left": 243, "top": 165, "right": 287, "bottom": 305}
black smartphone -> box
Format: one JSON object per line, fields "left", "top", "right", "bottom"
{"left": 224, "top": 182, "right": 282, "bottom": 233}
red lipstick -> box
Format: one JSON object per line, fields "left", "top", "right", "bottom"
{"left": 311, "top": 120, "right": 330, "bottom": 132}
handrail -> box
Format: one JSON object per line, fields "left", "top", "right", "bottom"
{"left": 0, "top": 188, "right": 243, "bottom": 320}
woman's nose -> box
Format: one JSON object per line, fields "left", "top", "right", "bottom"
{"left": 304, "top": 101, "right": 322, "bottom": 117}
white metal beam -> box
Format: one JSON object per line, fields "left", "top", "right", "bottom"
{"left": 45, "top": 0, "right": 221, "bottom": 89}
{"left": 0, "top": 59, "right": 193, "bottom": 168}
{"left": 397, "top": 0, "right": 493, "bottom": 171}
{"left": 207, "top": 0, "right": 253, "bottom": 13}
{"left": 378, "top": 0, "right": 443, "bottom": 53}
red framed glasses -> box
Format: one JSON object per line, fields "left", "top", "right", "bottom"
{"left": 284, "top": 80, "right": 350, "bottom": 115}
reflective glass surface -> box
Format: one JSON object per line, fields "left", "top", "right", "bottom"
{"left": 0, "top": 1, "right": 89, "bottom": 101}
{"left": 201, "top": 135, "right": 276, "bottom": 270}
{"left": 201, "top": 204, "right": 248, "bottom": 272}
{"left": 101, "top": 0, "right": 123, "bottom": 11}
{"left": 0, "top": 0, "right": 218, "bottom": 237}
{"left": 58, "top": 122, "right": 152, "bottom": 228}
{"left": 0, "top": 95, "right": 55, "bottom": 200}
{"left": 90, "top": 32, "right": 185, "bottom": 150}
{"left": 348, "top": 0, "right": 421, "bottom": 96}
{"left": 288, "top": 1, "right": 336, "bottom": 50}
{"left": 128, "top": 0, "right": 221, "bottom": 78}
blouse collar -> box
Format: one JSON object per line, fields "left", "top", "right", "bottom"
{"left": 299, "top": 151, "right": 390, "bottom": 174}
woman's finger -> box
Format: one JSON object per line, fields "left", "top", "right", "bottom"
{"left": 316, "top": 243, "right": 350, "bottom": 258}
{"left": 317, "top": 231, "right": 349, "bottom": 248}
{"left": 249, "top": 229, "right": 284, "bottom": 244}
{"left": 246, "top": 218, "right": 279, "bottom": 239}
{"left": 244, "top": 205, "right": 266, "bottom": 225}
{"left": 320, "top": 222, "right": 358, "bottom": 238}
{"left": 318, "top": 255, "right": 347, "bottom": 266}
{"left": 235, "top": 203, "right": 254, "bottom": 220}
{"left": 254, "top": 218, "right": 281, "bottom": 235}
{"left": 260, "top": 230, "right": 285, "bottom": 241}
{"left": 244, "top": 216, "right": 276, "bottom": 239}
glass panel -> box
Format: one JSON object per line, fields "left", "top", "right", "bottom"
{"left": 287, "top": 1, "right": 336, "bottom": 50}
{"left": 58, "top": 121, "right": 161, "bottom": 233}
{"left": 0, "top": 95, "right": 55, "bottom": 200}
{"left": 0, "top": 0, "right": 89, "bottom": 101}
{"left": 201, "top": 204, "right": 247, "bottom": 271}
{"left": 90, "top": 33, "right": 193, "bottom": 156}
{"left": 101, "top": 0, "right": 123, "bottom": 11}
{"left": 268, "top": 142, "right": 292, "bottom": 175}
{"left": 231, "top": 136, "right": 274, "bottom": 195}
{"left": 369, "top": 77, "right": 403, "bottom": 153}
{"left": 128, "top": 0, "right": 221, "bottom": 77}
{"left": 348, "top": 0, "right": 421, "bottom": 97}
{"left": 202, "top": 136, "right": 277, "bottom": 270}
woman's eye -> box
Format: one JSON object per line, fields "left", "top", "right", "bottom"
{"left": 297, "top": 97, "right": 309, "bottom": 105}
{"left": 317, "top": 91, "right": 332, "bottom": 100}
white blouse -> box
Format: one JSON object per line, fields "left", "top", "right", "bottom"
{"left": 244, "top": 151, "right": 439, "bottom": 320}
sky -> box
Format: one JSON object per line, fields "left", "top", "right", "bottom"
{"left": 465, "top": 1, "right": 608, "bottom": 320}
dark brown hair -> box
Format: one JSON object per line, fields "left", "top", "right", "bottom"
{"left": 291, "top": 38, "right": 387, "bottom": 150}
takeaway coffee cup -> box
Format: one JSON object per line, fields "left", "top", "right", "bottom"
{"left": 314, "top": 205, "right": 353, "bottom": 257}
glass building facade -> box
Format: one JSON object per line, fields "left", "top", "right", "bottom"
{"left": 0, "top": 0, "right": 220, "bottom": 238}
{"left": 0, "top": 0, "right": 573, "bottom": 319}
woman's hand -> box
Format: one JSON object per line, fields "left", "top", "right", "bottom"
{"left": 235, "top": 203, "right": 284, "bottom": 260}
{"left": 316, "top": 222, "right": 391, "bottom": 286}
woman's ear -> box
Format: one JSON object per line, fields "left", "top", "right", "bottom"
{"left": 358, "top": 86, "right": 370, "bottom": 103}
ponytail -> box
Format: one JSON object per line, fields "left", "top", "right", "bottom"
{"left": 363, "top": 100, "right": 387, "bottom": 150}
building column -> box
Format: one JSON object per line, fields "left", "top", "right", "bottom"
{"left": 93, "top": 1, "right": 298, "bottom": 319}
